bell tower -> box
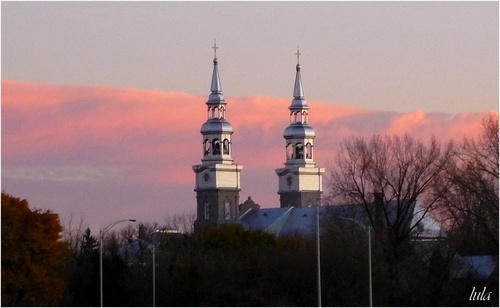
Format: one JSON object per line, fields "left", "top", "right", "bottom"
{"left": 193, "top": 42, "right": 243, "bottom": 231}
{"left": 275, "top": 48, "right": 325, "bottom": 208}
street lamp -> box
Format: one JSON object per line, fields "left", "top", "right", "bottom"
{"left": 135, "top": 237, "right": 156, "bottom": 307}
{"left": 316, "top": 205, "right": 322, "bottom": 307}
{"left": 340, "top": 217, "right": 373, "bottom": 307}
{"left": 100, "top": 219, "right": 136, "bottom": 307}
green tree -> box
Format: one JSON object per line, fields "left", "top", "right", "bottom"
{"left": 1, "top": 192, "right": 70, "bottom": 306}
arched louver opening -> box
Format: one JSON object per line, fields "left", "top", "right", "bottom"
{"left": 295, "top": 143, "right": 304, "bottom": 159}
{"left": 212, "top": 139, "right": 221, "bottom": 155}
{"left": 220, "top": 106, "right": 226, "bottom": 119}
{"left": 306, "top": 143, "right": 313, "bottom": 159}
{"left": 223, "top": 139, "right": 230, "bottom": 155}
{"left": 286, "top": 143, "right": 294, "bottom": 159}
{"left": 204, "top": 139, "right": 211, "bottom": 156}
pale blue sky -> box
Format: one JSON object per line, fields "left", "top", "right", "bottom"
{"left": 3, "top": 1, "right": 498, "bottom": 114}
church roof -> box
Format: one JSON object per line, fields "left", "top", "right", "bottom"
{"left": 283, "top": 123, "right": 316, "bottom": 138}
{"left": 240, "top": 206, "right": 318, "bottom": 237}
{"left": 240, "top": 200, "right": 442, "bottom": 238}
{"left": 201, "top": 118, "right": 234, "bottom": 134}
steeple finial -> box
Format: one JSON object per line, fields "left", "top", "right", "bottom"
{"left": 212, "top": 39, "right": 219, "bottom": 59}
{"left": 295, "top": 46, "right": 301, "bottom": 66}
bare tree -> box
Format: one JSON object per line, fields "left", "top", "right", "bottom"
{"left": 164, "top": 211, "right": 196, "bottom": 234}
{"left": 437, "top": 114, "right": 499, "bottom": 253}
{"left": 62, "top": 211, "right": 87, "bottom": 253}
{"left": 328, "top": 134, "right": 454, "bottom": 245}
{"left": 326, "top": 133, "right": 455, "bottom": 303}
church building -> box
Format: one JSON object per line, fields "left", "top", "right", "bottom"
{"left": 191, "top": 44, "right": 445, "bottom": 241}
{"left": 275, "top": 49, "right": 325, "bottom": 208}
{"left": 192, "top": 44, "right": 323, "bottom": 233}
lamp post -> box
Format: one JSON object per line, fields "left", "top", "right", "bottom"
{"left": 100, "top": 219, "right": 136, "bottom": 307}
{"left": 340, "top": 217, "right": 373, "bottom": 307}
{"left": 135, "top": 237, "right": 156, "bottom": 307}
{"left": 316, "top": 204, "right": 322, "bottom": 307}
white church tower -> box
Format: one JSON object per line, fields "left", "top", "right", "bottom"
{"left": 275, "top": 49, "right": 325, "bottom": 208}
{"left": 193, "top": 43, "right": 243, "bottom": 231}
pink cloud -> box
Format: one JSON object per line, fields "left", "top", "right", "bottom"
{"left": 2, "top": 80, "right": 493, "bottom": 230}
{"left": 383, "top": 109, "right": 497, "bottom": 142}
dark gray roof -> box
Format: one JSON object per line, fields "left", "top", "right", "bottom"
{"left": 451, "top": 255, "right": 499, "bottom": 279}
{"left": 240, "top": 200, "right": 442, "bottom": 238}
{"left": 240, "top": 206, "right": 318, "bottom": 236}
{"left": 200, "top": 119, "right": 233, "bottom": 134}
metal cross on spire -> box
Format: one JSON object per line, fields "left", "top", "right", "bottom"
{"left": 295, "top": 46, "right": 301, "bottom": 65}
{"left": 212, "top": 40, "right": 219, "bottom": 59}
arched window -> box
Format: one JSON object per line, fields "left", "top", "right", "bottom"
{"left": 224, "top": 200, "right": 231, "bottom": 220}
{"left": 219, "top": 106, "right": 225, "bottom": 119}
{"left": 306, "top": 143, "right": 313, "bottom": 159}
{"left": 212, "top": 139, "right": 221, "bottom": 155}
{"left": 223, "top": 139, "right": 230, "bottom": 155}
{"left": 204, "top": 201, "right": 210, "bottom": 220}
{"left": 295, "top": 143, "right": 304, "bottom": 159}
{"left": 204, "top": 139, "right": 211, "bottom": 156}
{"left": 286, "top": 143, "right": 294, "bottom": 159}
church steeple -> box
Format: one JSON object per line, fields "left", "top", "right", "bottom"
{"left": 284, "top": 47, "right": 315, "bottom": 165}
{"left": 275, "top": 48, "right": 324, "bottom": 208}
{"left": 200, "top": 41, "right": 233, "bottom": 163}
{"left": 193, "top": 42, "right": 243, "bottom": 232}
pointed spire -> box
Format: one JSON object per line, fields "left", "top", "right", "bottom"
{"left": 209, "top": 40, "right": 224, "bottom": 103}
{"left": 291, "top": 47, "right": 307, "bottom": 109}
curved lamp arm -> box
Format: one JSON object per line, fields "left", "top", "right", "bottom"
{"left": 100, "top": 219, "right": 136, "bottom": 307}
{"left": 340, "top": 217, "right": 369, "bottom": 232}
{"left": 101, "top": 219, "right": 137, "bottom": 237}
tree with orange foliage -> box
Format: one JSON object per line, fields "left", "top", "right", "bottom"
{"left": 1, "top": 193, "right": 70, "bottom": 306}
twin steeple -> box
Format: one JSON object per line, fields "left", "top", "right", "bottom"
{"left": 193, "top": 44, "right": 323, "bottom": 232}
{"left": 283, "top": 47, "right": 316, "bottom": 166}
{"left": 193, "top": 42, "right": 243, "bottom": 232}
{"left": 276, "top": 46, "right": 324, "bottom": 208}
{"left": 200, "top": 41, "right": 234, "bottom": 163}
